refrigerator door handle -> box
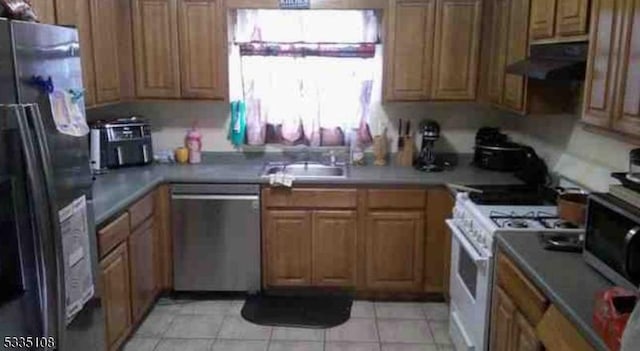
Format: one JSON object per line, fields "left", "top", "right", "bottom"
{"left": 13, "top": 104, "right": 59, "bottom": 349}
{"left": 24, "top": 103, "right": 67, "bottom": 347}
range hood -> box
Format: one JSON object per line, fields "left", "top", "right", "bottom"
{"left": 505, "top": 42, "right": 588, "bottom": 80}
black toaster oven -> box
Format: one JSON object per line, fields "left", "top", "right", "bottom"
{"left": 90, "top": 117, "right": 153, "bottom": 171}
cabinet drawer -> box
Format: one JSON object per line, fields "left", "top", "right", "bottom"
{"left": 129, "top": 192, "right": 154, "bottom": 229}
{"left": 496, "top": 252, "right": 549, "bottom": 325}
{"left": 367, "top": 189, "right": 426, "bottom": 209}
{"left": 263, "top": 188, "right": 357, "bottom": 208}
{"left": 536, "top": 305, "right": 596, "bottom": 351}
{"left": 98, "top": 213, "right": 130, "bottom": 258}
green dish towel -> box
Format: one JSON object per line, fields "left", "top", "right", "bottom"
{"left": 229, "top": 101, "right": 246, "bottom": 147}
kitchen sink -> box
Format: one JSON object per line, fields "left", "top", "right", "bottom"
{"left": 261, "top": 162, "right": 348, "bottom": 178}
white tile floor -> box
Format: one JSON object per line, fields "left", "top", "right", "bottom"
{"left": 124, "top": 299, "right": 453, "bottom": 351}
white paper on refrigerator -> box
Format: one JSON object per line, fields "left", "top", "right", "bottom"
{"left": 59, "top": 195, "right": 94, "bottom": 324}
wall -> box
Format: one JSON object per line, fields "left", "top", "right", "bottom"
{"left": 87, "top": 100, "right": 519, "bottom": 154}
{"left": 510, "top": 113, "right": 637, "bottom": 192}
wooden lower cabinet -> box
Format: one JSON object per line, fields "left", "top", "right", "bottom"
{"left": 99, "top": 243, "right": 132, "bottom": 351}
{"left": 491, "top": 286, "right": 542, "bottom": 351}
{"left": 311, "top": 210, "right": 357, "bottom": 287}
{"left": 265, "top": 210, "right": 313, "bottom": 287}
{"left": 128, "top": 218, "right": 158, "bottom": 324}
{"left": 262, "top": 187, "right": 452, "bottom": 294}
{"left": 365, "top": 211, "right": 425, "bottom": 291}
{"left": 513, "top": 312, "right": 542, "bottom": 351}
{"left": 491, "top": 286, "right": 516, "bottom": 351}
{"left": 425, "top": 188, "right": 454, "bottom": 294}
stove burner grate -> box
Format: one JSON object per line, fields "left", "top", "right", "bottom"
{"left": 489, "top": 210, "right": 565, "bottom": 229}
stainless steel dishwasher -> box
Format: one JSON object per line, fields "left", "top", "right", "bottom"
{"left": 171, "top": 184, "right": 261, "bottom": 292}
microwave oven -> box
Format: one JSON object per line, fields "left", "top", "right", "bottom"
{"left": 584, "top": 193, "right": 640, "bottom": 290}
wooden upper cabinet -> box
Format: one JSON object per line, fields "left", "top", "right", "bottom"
{"left": 530, "top": 0, "right": 557, "bottom": 40}
{"left": 365, "top": 211, "right": 424, "bottom": 291}
{"left": 556, "top": 0, "right": 590, "bottom": 37}
{"left": 31, "top": 0, "right": 56, "bottom": 24}
{"left": 132, "top": 0, "right": 181, "bottom": 98}
{"left": 502, "top": 0, "right": 529, "bottom": 111}
{"left": 486, "top": 0, "right": 510, "bottom": 105}
{"left": 385, "top": 0, "right": 436, "bottom": 101}
{"left": 311, "top": 211, "right": 357, "bottom": 287}
{"left": 100, "top": 243, "right": 132, "bottom": 351}
{"left": 431, "top": 0, "right": 482, "bottom": 100}
{"left": 178, "top": 0, "right": 224, "bottom": 99}
{"left": 265, "top": 210, "right": 312, "bottom": 287}
{"left": 582, "top": 0, "right": 621, "bottom": 128}
{"left": 90, "top": 0, "right": 121, "bottom": 103}
{"left": 128, "top": 219, "right": 157, "bottom": 324}
{"left": 613, "top": 0, "right": 640, "bottom": 136}
{"left": 55, "top": 0, "right": 97, "bottom": 107}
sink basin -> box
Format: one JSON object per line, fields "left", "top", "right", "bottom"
{"left": 262, "top": 162, "right": 347, "bottom": 178}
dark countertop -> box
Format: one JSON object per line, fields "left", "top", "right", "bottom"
{"left": 92, "top": 154, "right": 522, "bottom": 226}
{"left": 496, "top": 232, "right": 613, "bottom": 351}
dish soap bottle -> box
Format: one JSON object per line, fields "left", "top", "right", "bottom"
{"left": 186, "top": 125, "right": 202, "bottom": 164}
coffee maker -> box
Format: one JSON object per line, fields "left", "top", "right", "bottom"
{"left": 415, "top": 120, "right": 443, "bottom": 172}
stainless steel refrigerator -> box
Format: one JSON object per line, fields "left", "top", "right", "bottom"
{"left": 0, "top": 18, "right": 105, "bottom": 351}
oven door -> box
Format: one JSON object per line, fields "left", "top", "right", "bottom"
{"left": 447, "top": 220, "right": 493, "bottom": 351}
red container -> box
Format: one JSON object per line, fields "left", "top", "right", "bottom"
{"left": 593, "top": 287, "right": 638, "bottom": 351}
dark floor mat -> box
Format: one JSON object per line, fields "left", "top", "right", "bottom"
{"left": 241, "top": 291, "right": 352, "bottom": 328}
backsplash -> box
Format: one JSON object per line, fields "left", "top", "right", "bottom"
{"left": 510, "top": 113, "right": 637, "bottom": 192}
{"left": 87, "top": 100, "right": 519, "bottom": 154}
{"left": 88, "top": 101, "right": 635, "bottom": 192}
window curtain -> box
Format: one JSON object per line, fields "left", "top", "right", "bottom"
{"left": 234, "top": 10, "right": 378, "bottom": 146}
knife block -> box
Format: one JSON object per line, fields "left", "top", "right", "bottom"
{"left": 396, "top": 136, "right": 414, "bottom": 167}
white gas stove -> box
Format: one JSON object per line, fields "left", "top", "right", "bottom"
{"left": 447, "top": 191, "right": 584, "bottom": 351}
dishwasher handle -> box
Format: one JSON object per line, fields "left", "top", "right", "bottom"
{"left": 171, "top": 194, "right": 259, "bottom": 201}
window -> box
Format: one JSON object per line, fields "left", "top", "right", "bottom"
{"left": 230, "top": 10, "right": 381, "bottom": 147}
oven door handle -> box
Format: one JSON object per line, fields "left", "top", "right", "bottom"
{"left": 624, "top": 226, "right": 640, "bottom": 281}
{"left": 447, "top": 220, "right": 489, "bottom": 269}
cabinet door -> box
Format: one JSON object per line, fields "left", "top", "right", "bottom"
{"left": 128, "top": 219, "right": 157, "bottom": 324}
{"left": 90, "top": 0, "right": 121, "bottom": 103}
{"left": 512, "top": 312, "right": 542, "bottom": 351}
{"left": 31, "top": 0, "right": 56, "bottom": 24}
{"left": 486, "top": 0, "right": 510, "bottom": 105}
{"left": 489, "top": 286, "right": 516, "bottom": 351}
{"left": 556, "top": 0, "right": 590, "bottom": 37}
{"left": 502, "top": 0, "right": 529, "bottom": 111}
{"left": 582, "top": 0, "right": 621, "bottom": 127}
{"left": 424, "top": 188, "right": 454, "bottom": 294}
{"left": 385, "top": 0, "right": 436, "bottom": 101}
{"left": 613, "top": 0, "right": 640, "bottom": 136}
{"left": 432, "top": 0, "right": 482, "bottom": 100}
{"left": 265, "top": 210, "right": 312, "bottom": 287}
{"left": 178, "top": 0, "right": 223, "bottom": 99}
{"left": 311, "top": 210, "right": 357, "bottom": 287}
{"left": 132, "top": 0, "right": 181, "bottom": 98}
{"left": 56, "top": 0, "right": 97, "bottom": 107}
{"left": 530, "top": 0, "right": 557, "bottom": 40}
{"left": 365, "top": 211, "right": 424, "bottom": 291}
{"left": 100, "top": 243, "right": 132, "bottom": 351}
